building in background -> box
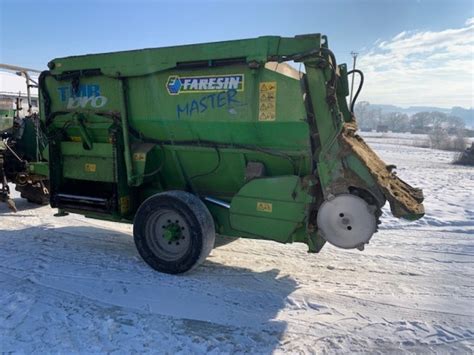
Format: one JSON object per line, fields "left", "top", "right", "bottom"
{"left": 0, "top": 70, "right": 39, "bottom": 117}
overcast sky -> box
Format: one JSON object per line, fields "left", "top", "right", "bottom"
{"left": 1, "top": 0, "right": 473, "bottom": 108}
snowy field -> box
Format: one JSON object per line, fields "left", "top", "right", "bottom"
{"left": 361, "top": 131, "right": 474, "bottom": 148}
{"left": 1, "top": 138, "right": 473, "bottom": 353}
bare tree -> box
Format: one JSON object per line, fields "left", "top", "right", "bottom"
{"left": 429, "top": 125, "right": 450, "bottom": 150}
{"left": 383, "top": 112, "right": 410, "bottom": 132}
{"left": 452, "top": 129, "right": 467, "bottom": 151}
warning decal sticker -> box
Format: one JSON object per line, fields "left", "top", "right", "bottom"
{"left": 257, "top": 202, "right": 273, "bottom": 213}
{"left": 258, "top": 82, "right": 277, "bottom": 121}
{"left": 84, "top": 163, "right": 97, "bottom": 172}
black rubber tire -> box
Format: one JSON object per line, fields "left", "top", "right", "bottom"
{"left": 133, "top": 191, "right": 215, "bottom": 274}
{"left": 16, "top": 182, "right": 50, "bottom": 205}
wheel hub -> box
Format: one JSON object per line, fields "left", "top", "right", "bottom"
{"left": 316, "top": 194, "right": 376, "bottom": 249}
{"left": 163, "top": 223, "right": 182, "bottom": 242}
{"left": 145, "top": 209, "right": 191, "bottom": 262}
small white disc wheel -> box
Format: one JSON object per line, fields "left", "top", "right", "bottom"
{"left": 316, "top": 194, "right": 376, "bottom": 249}
{"left": 133, "top": 191, "right": 215, "bottom": 274}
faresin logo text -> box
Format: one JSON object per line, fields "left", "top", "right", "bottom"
{"left": 166, "top": 74, "right": 244, "bottom": 95}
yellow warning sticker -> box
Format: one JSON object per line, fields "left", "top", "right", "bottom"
{"left": 120, "top": 196, "right": 130, "bottom": 214}
{"left": 84, "top": 163, "right": 97, "bottom": 172}
{"left": 133, "top": 152, "right": 146, "bottom": 161}
{"left": 257, "top": 202, "right": 273, "bottom": 213}
{"left": 70, "top": 136, "right": 82, "bottom": 142}
{"left": 258, "top": 82, "right": 277, "bottom": 121}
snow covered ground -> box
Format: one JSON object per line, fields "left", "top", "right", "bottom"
{"left": 361, "top": 131, "right": 474, "bottom": 148}
{"left": 1, "top": 138, "right": 473, "bottom": 353}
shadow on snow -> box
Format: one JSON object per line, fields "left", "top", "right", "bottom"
{"left": 0, "top": 224, "right": 297, "bottom": 352}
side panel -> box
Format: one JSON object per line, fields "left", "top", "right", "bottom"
{"left": 126, "top": 65, "right": 310, "bottom": 202}
{"left": 40, "top": 63, "right": 312, "bottom": 222}
{"left": 61, "top": 142, "right": 115, "bottom": 183}
{"left": 127, "top": 65, "right": 308, "bottom": 149}
{"left": 43, "top": 74, "right": 130, "bottom": 217}
{"left": 229, "top": 176, "right": 311, "bottom": 243}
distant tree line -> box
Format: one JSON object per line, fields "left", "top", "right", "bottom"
{"left": 354, "top": 101, "right": 466, "bottom": 133}
{"left": 354, "top": 101, "right": 471, "bottom": 150}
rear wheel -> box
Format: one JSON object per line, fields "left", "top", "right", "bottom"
{"left": 133, "top": 191, "right": 215, "bottom": 274}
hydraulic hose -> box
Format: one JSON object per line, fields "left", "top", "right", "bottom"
{"left": 347, "top": 69, "right": 364, "bottom": 113}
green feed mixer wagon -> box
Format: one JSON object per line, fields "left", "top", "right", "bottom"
{"left": 2, "top": 34, "right": 425, "bottom": 274}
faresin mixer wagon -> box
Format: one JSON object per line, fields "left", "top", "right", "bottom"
{"left": 0, "top": 34, "right": 424, "bottom": 274}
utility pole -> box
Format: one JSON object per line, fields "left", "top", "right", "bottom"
{"left": 349, "top": 51, "right": 358, "bottom": 105}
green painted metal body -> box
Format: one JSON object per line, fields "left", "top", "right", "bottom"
{"left": 37, "top": 34, "right": 423, "bottom": 251}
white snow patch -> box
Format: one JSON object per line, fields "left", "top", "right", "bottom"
{"left": 0, "top": 137, "right": 473, "bottom": 353}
